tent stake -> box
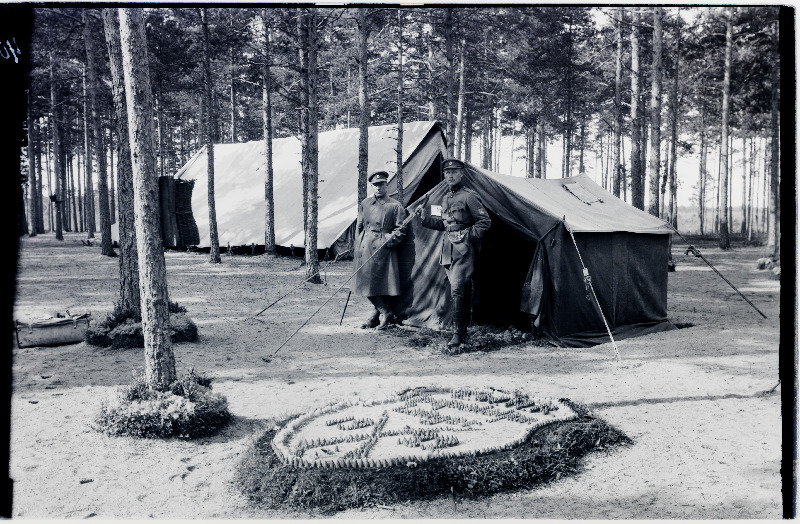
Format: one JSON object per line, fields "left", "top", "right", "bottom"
{"left": 563, "top": 219, "right": 621, "bottom": 362}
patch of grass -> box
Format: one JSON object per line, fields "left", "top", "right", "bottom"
{"left": 86, "top": 301, "right": 199, "bottom": 349}
{"left": 94, "top": 369, "right": 231, "bottom": 439}
{"left": 234, "top": 401, "right": 631, "bottom": 514}
{"left": 391, "top": 325, "right": 546, "bottom": 355}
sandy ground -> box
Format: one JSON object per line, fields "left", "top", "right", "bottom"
{"left": 9, "top": 232, "right": 783, "bottom": 519}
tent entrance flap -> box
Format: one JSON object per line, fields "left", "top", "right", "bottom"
{"left": 472, "top": 208, "right": 538, "bottom": 329}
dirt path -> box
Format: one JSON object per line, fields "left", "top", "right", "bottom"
{"left": 10, "top": 233, "right": 782, "bottom": 518}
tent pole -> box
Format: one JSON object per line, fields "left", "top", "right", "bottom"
{"left": 563, "top": 219, "right": 621, "bottom": 362}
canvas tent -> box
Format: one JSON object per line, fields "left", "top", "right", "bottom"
{"left": 172, "top": 121, "right": 446, "bottom": 256}
{"left": 394, "top": 163, "right": 676, "bottom": 348}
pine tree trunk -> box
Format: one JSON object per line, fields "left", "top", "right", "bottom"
{"left": 767, "top": 36, "right": 779, "bottom": 255}
{"left": 76, "top": 146, "right": 83, "bottom": 232}
{"left": 668, "top": 12, "right": 681, "bottom": 228}
{"left": 647, "top": 7, "right": 663, "bottom": 217}
{"left": 740, "top": 136, "right": 748, "bottom": 235}
{"left": 464, "top": 108, "right": 473, "bottom": 163}
{"left": 109, "top": 129, "right": 116, "bottom": 223}
{"left": 526, "top": 123, "right": 535, "bottom": 178}
{"left": 118, "top": 7, "right": 176, "bottom": 391}
{"left": 444, "top": 8, "right": 455, "bottom": 155}
{"left": 613, "top": 10, "right": 624, "bottom": 196}
{"left": 69, "top": 155, "right": 78, "bottom": 232}
{"left": 298, "top": 12, "right": 309, "bottom": 239}
{"left": 35, "top": 123, "right": 45, "bottom": 234}
{"left": 578, "top": 121, "right": 585, "bottom": 173}
{"left": 396, "top": 9, "right": 405, "bottom": 203}
{"left": 455, "top": 36, "right": 466, "bottom": 158}
{"left": 356, "top": 7, "right": 369, "bottom": 205}
{"left": 629, "top": 8, "right": 643, "bottom": 209}
{"left": 49, "top": 54, "right": 64, "bottom": 241}
{"left": 536, "top": 120, "right": 544, "bottom": 178}
{"left": 262, "top": 9, "right": 276, "bottom": 254}
{"left": 103, "top": 6, "right": 141, "bottom": 316}
{"left": 200, "top": 8, "right": 221, "bottom": 263}
{"left": 27, "top": 90, "right": 37, "bottom": 237}
{"left": 84, "top": 10, "right": 114, "bottom": 255}
{"left": 718, "top": 7, "right": 733, "bottom": 249}
{"left": 82, "top": 71, "right": 95, "bottom": 237}
{"left": 699, "top": 130, "right": 706, "bottom": 238}
{"left": 304, "top": 8, "right": 321, "bottom": 283}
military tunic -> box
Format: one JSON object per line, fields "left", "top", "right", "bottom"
{"left": 353, "top": 194, "right": 408, "bottom": 297}
{"left": 420, "top": 184, "right": 491, "bottom": 304}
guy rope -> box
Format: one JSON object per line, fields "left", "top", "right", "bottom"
{"left": 664, "top": 222, "right": 768, "bottom": 320}
{"left": 563, "top": 218, "right": 621, "bottom": 362}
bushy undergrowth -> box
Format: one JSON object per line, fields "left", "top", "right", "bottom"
{"left": 86, "top": 301, "right": 198, "bottom": 349}
{"left": 234, "top": 401, "right": 631, "bottom": 514}
{"left": 396, "top": 325, "right": 545, "bottom": 355}
{"left": 94, "top": 369, "right": 231, "bottom": 439}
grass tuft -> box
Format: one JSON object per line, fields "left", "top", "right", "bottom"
{"left": 234, "top": 400, "right": 631, "bottom": 514}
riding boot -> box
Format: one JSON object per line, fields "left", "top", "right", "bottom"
{"left": 448, "top": 297, "right": 467, "bottom": 347}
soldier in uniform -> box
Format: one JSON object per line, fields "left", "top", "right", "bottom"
{"left": 415, "top": 158, "right": 491, "bottom": 346}
{"left": 354, "top": 171, "right": 408, "bottom": 329}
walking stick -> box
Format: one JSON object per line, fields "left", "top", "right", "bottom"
{"left": 339, "top": 290, "right": 352, "bottom": 326}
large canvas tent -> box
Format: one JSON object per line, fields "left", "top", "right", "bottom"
{"left": 172, "top": 121, "right": 446, "bottom": 256}
{"left": 395, "top": 163, "right": 676, "bottom": 348}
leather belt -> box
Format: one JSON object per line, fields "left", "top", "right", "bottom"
{"left": 446, "top": 223, "right": 469, "bottom": 232}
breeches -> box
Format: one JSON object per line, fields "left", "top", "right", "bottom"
{"left": 444, "top": 248, "right": 475, "bottom": 302}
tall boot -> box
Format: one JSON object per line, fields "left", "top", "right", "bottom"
{"left": 448, "top": 296, "right": 467, "bottom": 347}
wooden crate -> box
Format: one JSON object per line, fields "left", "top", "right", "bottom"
{"left": 14, "top": 313, "right": 91, "bottom": 348}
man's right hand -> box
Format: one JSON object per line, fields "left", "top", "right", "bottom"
{"left": 415, "top": 205, "right": 427, "bottom": 219}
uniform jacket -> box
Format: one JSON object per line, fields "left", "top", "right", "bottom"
{"left": 420, "top": 183, "right": 491, "bottom": 266}
{"left": 353, "top": 194, "right": 408, "bottom": 296}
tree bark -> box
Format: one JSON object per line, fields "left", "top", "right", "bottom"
{"left": 464, "top": 108, "right": 473, "bottom": 163}
{"left": 103, "top": 7, "right": 141, "bottom": 316}
{"left": 27, "top": 90, "right": 38, "bottom": 237}
{"left": 356, "top": 7, "right": 369, "bottom": 206}
{"left": 298, "top": 11, "right": 309, "bottom": 238}
{"left": 200, "top": 8, "right": 222, "bottom": 263}
{"left": 35, "top": 121, "right": 45, "bottom": 233}
{"left": 612, "top": 10, "right": 624, "bottom": 196}
{"left": 647, "top": 7, "right": 663, "bottom": 217}
{"left": 76, "top": 142, "right": 84, "bottom": 232}
{"left": 444, "top": 8, "right": 455, "bottom": 155}
{"left": 304, "top": 8, "right": 321, "bottom": 282}
{"left": 668, "top": 11, "right": 681, "bottom": 228}
{"left": 629, "top": 8, "right": 643, "bottom": 209}
{"left": 396, "top": 9, "right": 405, "bottom": 203}
{"left": 262, "top": 9, "right": 276, "bottom": 254}
{"left": 718, "top": 7, "right": 733, "bottom": 249}
{"left": 69, "top": 154, "right": 78, "bottom": 232}
{"left": 82, "top": 70, "right": 95, "bottom": 237}
{"left": 698, "top": 129, "right": 707, "bottom": 238}
{"left": 118, "top": 7, "right": 177, "bottom": 390}
{"left": 768, "top": 48, "right": 780, "bottom": 255}
{"left": 49, "top": 54, "right": 64, "bottom": 241}
{"left": 84, "top": 10, "right": 114, "bottom": 256}
{"left": 455, "top": 36, "right": 466, "bottom": 158}
{"left": 109, "top": 129, "right": 116, "bottom": 223}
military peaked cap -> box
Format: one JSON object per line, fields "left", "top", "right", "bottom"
{"left": 442, "top": 158, "right": 465, "bottom": 170}
{"left": 368, "top": 171, "right": 389, "bottom": 183}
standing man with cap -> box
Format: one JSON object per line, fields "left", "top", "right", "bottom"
{"left": 354, "top": 171, "right": 408, "bottom": 329}
{"left": 416, "top": 158, "right": 491, "bottom": 346}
